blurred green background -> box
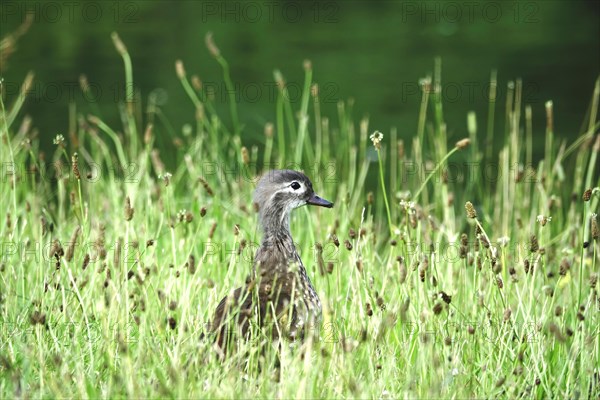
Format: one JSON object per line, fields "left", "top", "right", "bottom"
{"left": 1, "top": 0, "right": 598, "bottom": 155}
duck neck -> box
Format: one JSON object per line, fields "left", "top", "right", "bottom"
{"left": 259, "top": 205, "right": 293, "bottom": 242}
{"left": 255, "top": 207, "right": 301, "bottom": 267}
{"left": 259, "top": 217, "right": 296, "bottom": 257}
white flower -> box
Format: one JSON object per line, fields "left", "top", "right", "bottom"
{"left": 490, "top": 246, "right": 498, "bottom": 259}
{"left": 537, "top": 215, "right": 552, "bottom": 226}
{"left": 399, "top": 200, "right": 416, "bottom": 211}
{"left": 177, "top": 209, "right": 187, "bottom": 222}
{"left": 160, "top": 172, "right": 173, "bottom": 186}
{"left": 53, "top": 134, "right": 65, "bottom": 145}
{"left": 497, "top": 236, "right": 510, "bottom": 247}
{"left": 419, "top": 76, "right": 432, "bottom": 91}
{"left": 370, "top": 130, "right": 383, "bottom": 150}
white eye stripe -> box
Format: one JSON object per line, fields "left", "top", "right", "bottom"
{"left": 277, "top": 182, "right": 306, "bottom": 194}
{"left": 265, "top": 185, "right": 304, "bottom": 205}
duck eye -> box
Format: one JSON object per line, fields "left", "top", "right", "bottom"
{"left": 290, "top": 181, "right": 301, "bottom": 190}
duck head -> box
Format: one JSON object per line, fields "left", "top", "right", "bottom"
{"left": 253, "top": 170, "right": 333, "bottom": 234}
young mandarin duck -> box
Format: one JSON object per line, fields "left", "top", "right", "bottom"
{"left": 210, "top": 170, "right": 333, "bottom": 352}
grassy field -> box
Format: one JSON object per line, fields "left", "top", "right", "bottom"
{"left": 1, "top": 32, "right": 599, "bottom": 398}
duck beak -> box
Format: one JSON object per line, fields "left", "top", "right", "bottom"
{"left": 307, "top": 194, "right": 334, "bottom": 208}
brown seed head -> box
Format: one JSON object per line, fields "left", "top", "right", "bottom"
{"left": 30, "top": 310, "right": 46, "bottom": 326}
{"left": 590, "top": 273, "right": 598, "bottom": 289}
{"left": 492, "top": 259, "right": 502, "bottom": 274}
{"left": 524, "top": 259, "right": 530, "bottom": 274}
{"left": 367, "top": 192, "right": 374, "bottom": 205}
{"left": 559, "top": 258, "right": 570, "bottom": 276}
{"left": 419, "top": 265, "right": 426, "bottom": 282}
{"left": 465, "top": 201, "right": 477, "bottom": 219}
{"left": 355, "top": 259, "right": 362, "bottom": 272}
{"left": 241, "top": 146, "right": 249, "bottom": 165}
{"left": 398, "top": 259, "right": 407, "bottom": 284}
{"left": 480, "top": 235, "right": 490, "bottom": 249}
{"left": 459, "top": 245, "right": 468, "bottom": 259}
{"left": 49, "top": 239, "right": 64, "bottom": 260}
{"left": 548, "top": 322, "right": 565, "bottom": 342}
{"left": 565, "top": 327, "right": 574, "bottom": 337}
{"left": 455, "top": 138, "right": 470, "bottom": 150}
{"left": 554, "top": 305, "right": 562, "bottom": 317}
{"left": 208, "top": 222, "right": 217, "bottom": 239}
{"left": 496, "top": 275, "right": 504, "bottom": 289}
{"left": 82, "top": 254, "right": 90, "bottom": 270}
{"left": 439, "top": 291, "right": 452, "bottom": 304}
{"left": 503, "top": 307, "right": 511, "bottom": 321}
{"left": 198, "top": 177, "right": 214, "bottom": 196}
{"left": 495, "top": 376, "right": 506, "bottom": 388}
{"left": 409, "top": 211, "right": 418, "bottom": 229}
{"left": 330, "top": 234, "right": 340, "bottom": 247}
{"left": 71, "top": 153, "right": 80, "bottom": 180}
{"left": 187, "top": 254, "right": 196, "bottom": 274}
{"left": 237, "top": 239, "right": 247, "bottom": 256}
{"left": 65, "top": 226, "right": 81, "bottom": 262}
{"left": 124, "top": 196, "right": 134, "bottom": 221}
{"left": 326, "top": 262, "right": 334, "bottom": 274}
{"left": 529, "top": 235, "right": 539, "bottom": 253}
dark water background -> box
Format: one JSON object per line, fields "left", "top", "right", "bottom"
{"left": 1, "top": 1, "right": 599, "bottom": 158}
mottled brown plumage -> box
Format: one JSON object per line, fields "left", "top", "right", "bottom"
{"left": 210, "top": 170, "right": 333, "bottom": 352}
